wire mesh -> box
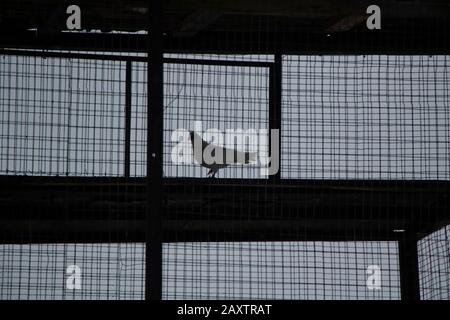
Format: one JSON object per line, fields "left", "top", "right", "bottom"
{"left": 0, "top": 54, "right": 126, "bottom": 176}
{"left": 418, "top": 225, "right": 450, "bottom": 300}
{"left": 0, "top": 49, "right": 449, "bottom": 300}
{"left": 0, "top": 241, "right": 401, "bottom": 300}
{"left": 163, "top": 241, "right": 400, "bottom": 300}
{"left": 163, "top": 61, "right": 269, "bottom": 179}
{"left": 0, "top": 243, "right": 144, "bottom": 300}
{"left": 282, "top": 55, "right": 450, "bottom": 180}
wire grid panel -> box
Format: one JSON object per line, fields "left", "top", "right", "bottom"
{"left": 418, "top": 225, "right": 450, "bottom": 300}
{"left": 0, "top": 241, "right": 400, "bottom": 300}
{"left": 0, "top": 54, "right": 126, "bottom": 176}
{"left": 130, "top": 61, "right": 147, "bottom": 177}
{"left": 163, "top": 62, "right": 269, "bottom": 179}
{"left": 127, "top": 60, "right": 270, "bottom": 178}
{"left": 163, "top": 241, "right": 400, "bottom": 300}
{"left": 282, "top": 55, "right": 450, "bottom": 180}
{"left": 0, "top": 243, "right": 144, "bottom": 300}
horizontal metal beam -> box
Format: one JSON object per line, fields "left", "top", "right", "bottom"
{"left": 1, "top": 26, "right": 449, "bottom": 55}
{"left": 0, "top": 219, "right": 405, "bottom": 244}
{"left": 0, "top": 49, "right": 273, "bottom": 68}
{"left": 0, "top": 176, "right": 449, "bottom": 243}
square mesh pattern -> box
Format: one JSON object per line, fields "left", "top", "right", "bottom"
{"left": 163, "top": 241, "right": 400, "bottom": 300}
{"left": 418, "top": 225, "right": 450, "bottom": 300}
{"left": 282, "top": 55, "right": 450, "bottom": 180}
{"left": 0, "top": 54, "right": 126, "bottom": 176}
{"left": 163, "top": 62, "right": 269, "bottom": 179}
{"left": 0, "top": 242, "right": 401, "bottom": 300}
{"left": 0, "top": 243, "right": 144, "bottom": 300}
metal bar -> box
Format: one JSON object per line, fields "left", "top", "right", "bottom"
{"left": 2, "top": 175, "right": 450, "bottom": 190}
{"left": 0, "top": 49, "right": 273, "bottom": 68}
{"left": 124, "top": 61, "right": 132, "bottom": 178}
{"left": 146, "top": 0, "right": 163, "bottom": 301}
{"left": 269, "top": 54, "right": 282, "bottom": 180}
{"left": 274, "top": 53, "right": 282, "bottom": 180}
{"left": 0, "top": 177, "right": 448, "bottom": 243}
{"left": 0, "top": 48, "right": 146, "bottom": 62}
{"left": 164, "top": 57, "right": 273, "bottom": 68}
{"left": 398, "top": 228, "right": 421, "bottom": 301}
{"left": 0, "top": 220, "right": 403, "bottom": 244}
{"left": 1, "top": 29, "right": 449, "bottom": 55}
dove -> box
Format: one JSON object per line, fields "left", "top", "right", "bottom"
{"left": 189, "top": 131, "right": 257, "bottom": 178}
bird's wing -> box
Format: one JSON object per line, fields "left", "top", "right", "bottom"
{"left": 221, "top": 146, "right": 257, "bottom": 164}
{"left": 191, "top": 132, "right": 256, "bottom": 165}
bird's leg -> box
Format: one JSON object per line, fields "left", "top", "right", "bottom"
{"left": 207, "top": 168, "right": 217, "bottom": 178}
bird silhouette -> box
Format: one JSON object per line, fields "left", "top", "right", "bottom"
{"left": 189, "top": 131, "right": 257, "bottom": 178}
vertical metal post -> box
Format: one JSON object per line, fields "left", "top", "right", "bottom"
{"left": 398, "top": 228, "right": 421, "bottom": 301}
{"left": 269, "top": 54, "right": 282, "bottom": 181}
{"left": 146, "top": 0, "right": 163, "bottom": 300}
{"left": 124, "top": 60, "right": 132, "bottom": 178}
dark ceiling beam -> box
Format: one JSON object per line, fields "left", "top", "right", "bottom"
{"left": 325, "top": 14, "right": 366, "bottom": 33}
{"left": 0, "top": 176, "right": 448, "bottom": 243}
{"left": 173, "top": 9, "right": 222, "bottom": 37}
{"left": 0, "top": 218, "right": 406, "bottom": 244}
{"left": 2, "top": 0, "right": 450, "bottom": 32}
{"left": 36, "top": 2, "right": 68, "bottom": 36}
{"left": 0, "top": 25, "right": 449, "bottom": 54}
